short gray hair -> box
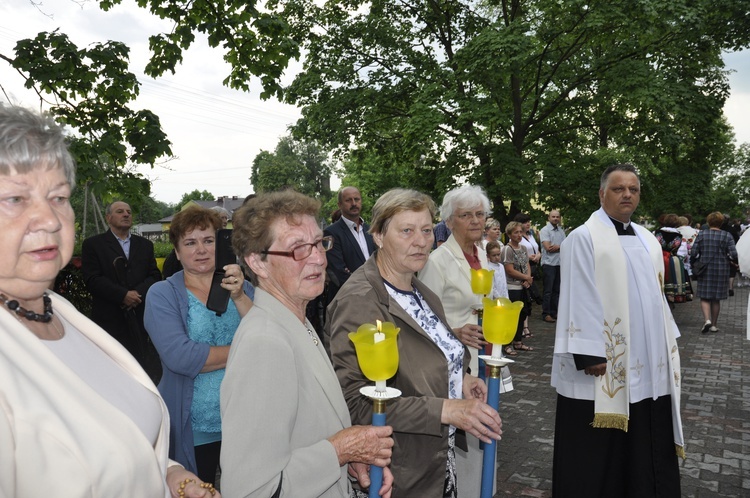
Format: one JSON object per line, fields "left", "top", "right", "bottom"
{"left": 439, "top": 185, "right": 491, "bottom": 221}
{"left": 210, "top": 206, "right": 230, "bottom": 219}
{"left": 0, "top": 104, "right": 76, "bottom": 187}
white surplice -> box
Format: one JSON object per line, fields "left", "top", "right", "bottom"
{"left": 551, "top": 208, "right": 684, "bottom": 452}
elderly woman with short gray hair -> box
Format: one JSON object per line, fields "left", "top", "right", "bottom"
{"left": 418, "top": 184, "right": 511, "bottom": 498}
{"left": 0, "top": 105, "right": 218, "bottom": 497}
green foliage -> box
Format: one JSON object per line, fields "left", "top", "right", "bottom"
{"left": 3, "top": 31, "right": 172, "bottom": 199}
{"left": 712, "top": 143, "right": 750, "bottom": 218}
{"left": 99, "top": 0, "right": 303, "bottom": 99}
{"left": 331, "top": 147, "right": 457, "bottom": 223}
{"left": 153, "top": 241, "right": 174, "bottom": 258}
{"left": 251, "top": 135, "right": 333, "bottom": 200}
{"left": 175, "top": 189, "right": 215, "bottom": 211}
{"left": 136, "top": 196, "right": 173, "bottom": 223}
{"left": 281, "top": 0, "right": 750, "bottom": 226}
{"left": 54, "top": 259, "right": 92, "bottom": 317}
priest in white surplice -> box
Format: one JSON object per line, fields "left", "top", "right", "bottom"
{"left": 551, "top": 164, "right": 684, "bottom": 498}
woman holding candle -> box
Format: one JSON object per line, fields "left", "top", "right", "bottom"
{"left": 221, "top": 190, "right": 394, "bottom": 498}
{"left": 0, "top": 105, "right": 217, "bottom": 497}
{"left": 327, "top": 188, "right": 502, "bottom": 498}
{"left": 418, "top": 184, "right": 511, "bottom": 497}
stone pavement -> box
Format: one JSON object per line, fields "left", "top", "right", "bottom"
{"left": 492, "top": 288, "right": 750, "bottom": 497}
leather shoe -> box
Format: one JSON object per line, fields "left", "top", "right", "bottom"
{"left": 543, "top": 315, "right": 556, "bottom": 323}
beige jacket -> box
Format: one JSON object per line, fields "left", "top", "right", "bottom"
{"left": 0, "top": 291, "right": 172, "bottom": 498}
{"left": 221, "top": 289, "right": 352, "bottom": 498}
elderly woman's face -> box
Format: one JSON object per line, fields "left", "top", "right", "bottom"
{"left": 175, "top": 226, "right": 216, "bottom": 275}
{"left": 375, "top": 209, "right": 433, "bottom": 276}
{"left": 254, "top": 214, "right": 327, "bottom": 311}
{"left": 448, "top": 204, "right": 486, "bottom": 244}
{"left": 0, "top": 167, "right": 74, "bottom": 297}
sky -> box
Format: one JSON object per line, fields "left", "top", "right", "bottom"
{"left": 1, "top": 0, "right": 749, "bottom": 205}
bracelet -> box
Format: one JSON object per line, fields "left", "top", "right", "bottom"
{"left": 177, "top": 478, "right": 216, "bottom": 497}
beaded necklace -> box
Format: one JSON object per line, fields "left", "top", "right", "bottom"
{"left": 0, "top": 292, "right": 54, "bottom": 323}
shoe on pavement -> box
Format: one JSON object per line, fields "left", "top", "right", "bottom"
{"left": 710, "top": 326, "right": 719, "bottom": 333}
{"left": 728, "top": 289, "right": 734, "bottom": 296}
{"left": 543, "top": 315, "right": 556, "bottom": 323}
{"left": 701, "top": 321, "right": 712, "bottom": 334}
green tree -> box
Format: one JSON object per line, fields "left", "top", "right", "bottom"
{"left": 99, "top": 0, "right": 303, "bottom": 99}
{"left": 712, "top": 142, "right": 750, "bottom": 218}
{"left": 1, "top": 31, "right": 173, "bottom": 199}
{"left": 281, "top": 0, "right": 750, "bottom": 227}
{"left": 251, "top": 135, "right": 332, "bottom": 199}
{"left": 176, "top": 189, "right": 215, "bottom": 210}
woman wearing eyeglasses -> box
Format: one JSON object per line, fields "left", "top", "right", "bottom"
{"left": 220, "top": 190, "right": 394, "bottom": 498}
{"left": 144, "top": 206, "right": 254, "bottom": 483}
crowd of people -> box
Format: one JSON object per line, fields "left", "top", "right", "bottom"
{"left": 3, "top": 103, "right": 749, "bottom": 497}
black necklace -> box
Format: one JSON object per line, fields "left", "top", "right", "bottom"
{"left": 0, "top": 292, "right": 53, "bottom": 323}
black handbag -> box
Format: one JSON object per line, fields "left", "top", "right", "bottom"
{"left": 692, "top": 259, "right": 708, "bottom": 279}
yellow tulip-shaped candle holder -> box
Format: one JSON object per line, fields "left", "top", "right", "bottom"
{"left": 471, "top": 268, "right": 494, "bottom": 297}
{"left": 478, "top": 297, "right": 523, "bottom": 498}
{"left": 481, "top": 297, "right": 523, "bottom": 356}
{"left": 470, "top": 268, "right": 494, "bottom": 381}
{"left": 349, "top": 320, "right": 402, "bottom": 498}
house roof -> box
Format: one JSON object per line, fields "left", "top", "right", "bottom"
{"left": 158, "top": 196, "right": 247, "bottom": 223}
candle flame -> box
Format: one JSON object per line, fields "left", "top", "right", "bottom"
{"left": 376, "top": 319, "right": 382, "bottom": 332}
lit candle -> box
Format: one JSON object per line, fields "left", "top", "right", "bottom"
{"left": 482, "top": 297, "right": 524, "bottom": 358}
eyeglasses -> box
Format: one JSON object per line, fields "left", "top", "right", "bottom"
{"left": 261, "top": 236, "right": 334, "bottom": 261}
{"left": 455, "top": 211, "right": 488, "bottom": 221}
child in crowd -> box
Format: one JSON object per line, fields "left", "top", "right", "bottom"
{"left": 486, "top": 241, "right": 509, "bottom": 299}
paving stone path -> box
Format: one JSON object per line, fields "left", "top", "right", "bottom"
{"left": 493, "top": 287, "right": 750, "bottom": 497}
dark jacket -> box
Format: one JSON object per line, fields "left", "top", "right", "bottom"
{"left": 326, "top": 256, "right": 469, "bottom": 498}
{"left": 323, "top": 218, "right": 376, "bottom": 292}
{"left": 81, "top": 230, "right": 162, "bottom": 348}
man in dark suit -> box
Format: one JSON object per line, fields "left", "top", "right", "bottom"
{"left": 82, "top": 201, "right": 162, "bottom": 379}
{"left": 323, "top": 186, "right": 376, "bottom": 297}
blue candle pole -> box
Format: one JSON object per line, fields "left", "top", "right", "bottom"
{"left": 369, "top": 399, "right": 387, "bottom": 498}
{"left": 480, "top": 364, "right": 502, "bottom": 498}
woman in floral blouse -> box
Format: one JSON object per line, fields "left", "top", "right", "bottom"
{"left": 326, "top": 188, "right": 502, "bottom": 498}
